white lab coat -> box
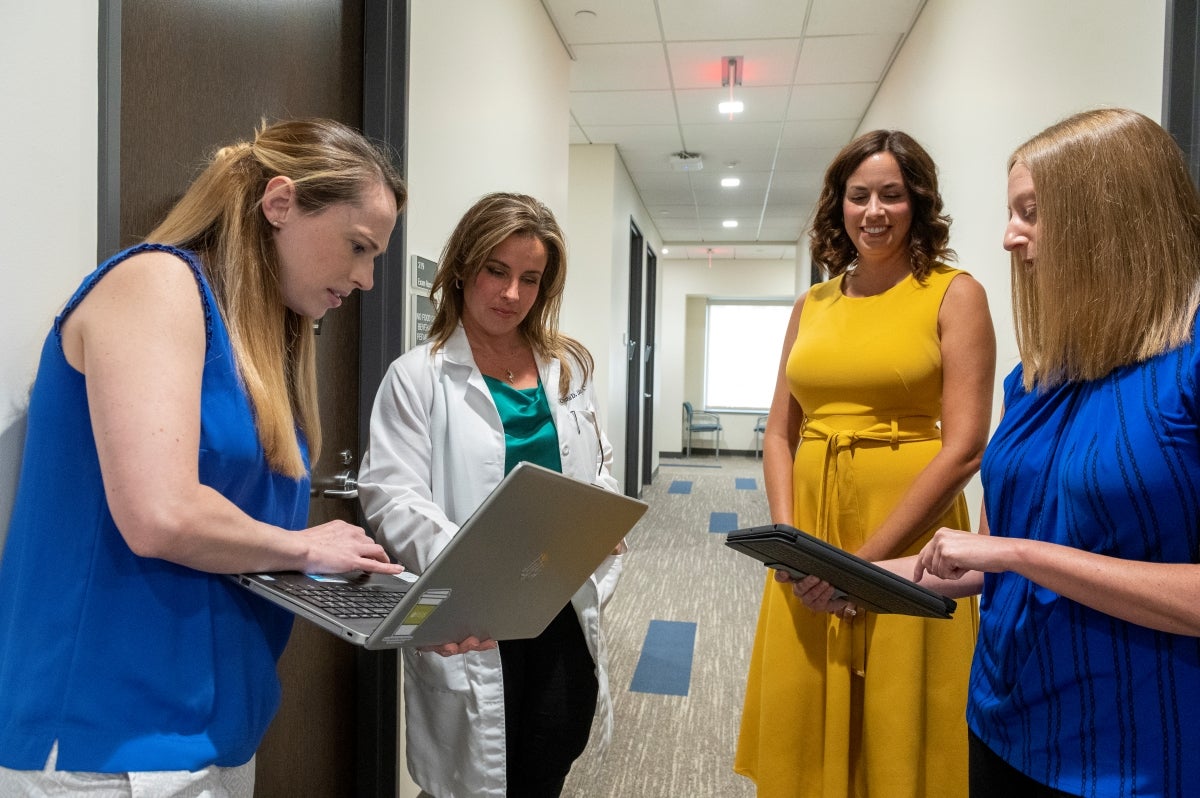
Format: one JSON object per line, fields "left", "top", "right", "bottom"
{"left": 357, "top": 325, "right": 623, "bottom": 798}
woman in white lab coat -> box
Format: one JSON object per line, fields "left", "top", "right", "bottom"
{"left": 358, "top": 192, "right": 624, "bottom": 798}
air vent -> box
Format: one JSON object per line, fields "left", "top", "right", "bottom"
{"left": 669, "top": 151, "right": 703, "bottom": 172}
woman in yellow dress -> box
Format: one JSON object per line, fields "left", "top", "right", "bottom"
{"left": 734, "top": 130, "right": 996, "bottom": 797}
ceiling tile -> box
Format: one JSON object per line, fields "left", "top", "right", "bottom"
{"left": 577, "top": 123, "right": 683, "bottom": 147}
{"left": 779, "top": 118, "right": 860, "bottom": 148}
{"left": 572, "top": 90, "right": 678, "bottom": 126}
{"left": 674, "top": 85, "right": 792, "bottom": 125}
{"left": 543, "top": 0, "right": 662, "bottom": 45}
{"left": 795, "top": 34, "right": 902, "bottom": 84}
{"left": 683, "top": 121, "right": 788, "bottom": 150}
{"left": 554, "top": 1, "right": 922, "bottom": 257}
{"left": 773, "top": 145, "right": 844, "bottom": 171}
{"left": 657, "top": 0, "right": 814, "bottom": 40}
{"left": 569, "top": 42, "right": 671, "bottom": 91}
{"left": 786, "top": 82, "right": 878, "bottom": 120}
{"left": 806, "top": 0, "right": 924, "bottom": 36}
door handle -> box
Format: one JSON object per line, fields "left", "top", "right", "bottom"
{"left": 313, "top": 469, "right": 358, "bottom": 500}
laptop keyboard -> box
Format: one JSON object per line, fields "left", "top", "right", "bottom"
{"left": 274, "top": 580, "right": 401, "bottom": 619}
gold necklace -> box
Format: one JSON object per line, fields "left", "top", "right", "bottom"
{"left": 505, "top": 369, "right": 515, "bottom": 384}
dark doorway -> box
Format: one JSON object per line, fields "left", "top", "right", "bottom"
{"left": 1163, "top": 0, "right": 1199, "bottom": 186}
{"left": 97, "top": 1, "right": 406, "bottom": 795}
{"left": 641, "top": 247, "right": 657, "bottom": 485}
{"left": 623, "top": 222, "right": 645, "bottom": 497}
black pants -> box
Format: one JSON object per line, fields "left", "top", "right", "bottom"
{"left": 498, "top": 604, "right": 598, "bottom": 798}
{"left": 969, "top": 732, "right": 1080, "bottom": 798}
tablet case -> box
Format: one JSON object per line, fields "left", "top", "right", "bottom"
{"left": 724, "top": 523, "right": 956, "bottom": 618}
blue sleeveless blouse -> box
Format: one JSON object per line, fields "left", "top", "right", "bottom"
{"left": 0, "top": 244, "right": 309, "bottom": 771}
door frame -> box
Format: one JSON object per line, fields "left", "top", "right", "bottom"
{"left": 1164, "top": 0, "right": 1200, "bottom": 186}
{"left": 356, "top": 2, "right": 409, "bottom": 795}
{"left": 623, "top": 221, "right": 644, "bottom": 497}
{"left": 640, "top": 246, "right": 657, "bottom": 485}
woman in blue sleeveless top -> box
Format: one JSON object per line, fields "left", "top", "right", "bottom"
{"left": 0, "top": 119, "right": 406, "bottom": 796}
{"left": 912, "top": 109, "right": 1200, "bottom": 797}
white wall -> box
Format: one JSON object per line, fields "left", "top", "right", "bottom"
{"left": 405, "top": 0, "right": 569, "bottom": 290}
{"left": 855, "top": 0, "right": 1166, "bottom": 519}
{"left": 658, "top": 258, "right": 798, "bottom": 454}
{"left": 0, "top": 6, "right": 98, "bottom": 548}
{"left": 566, "top": 143, "right": 663, "bottom": 482}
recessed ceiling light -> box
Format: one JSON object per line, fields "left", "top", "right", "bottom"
{"left": 722, "top": 220, "right": 738, "bottom": 228}
{"left": 661, "top": 247, "right": 670, "bottom": 255}
{"left": 718, "top": 100, "right": 744, "bottom": 115}
{"left": 721, "top": 177, "right": 741, "bottom": 188}
{"left": 575, "top": 10, "right": 597, "bottom": 20}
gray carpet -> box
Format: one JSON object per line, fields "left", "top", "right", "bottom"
{"left": 563, "top": 454, "right": 769, "bottom": 797}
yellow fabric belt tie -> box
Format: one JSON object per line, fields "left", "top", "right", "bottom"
{"left": 801, "top": 415, "right": 939, "bottom": 675}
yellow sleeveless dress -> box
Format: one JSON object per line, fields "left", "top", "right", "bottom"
{"left": 734, "top": 265, "right": 978, "bottom": 798}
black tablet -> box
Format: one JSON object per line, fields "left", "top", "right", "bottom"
{"left": 725, "top": 523, "right": 956, "bottom": 619}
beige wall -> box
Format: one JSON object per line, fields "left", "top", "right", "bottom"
{"left": 0, "top": 5, "right": 99, "bottom": 547}
{"left": 855, "top": 0, "right": 1166, "bottom": 519}
{"left": 566, "top": 143, "right": 663, "bottom": 480}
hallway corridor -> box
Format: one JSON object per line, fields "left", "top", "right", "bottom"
{"left": 564, "top": 455, "right": 768, "bottom": 797}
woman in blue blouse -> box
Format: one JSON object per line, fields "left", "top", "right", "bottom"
{"left": 0, "top": 119, "right": 406, "bottom": 796}
{"left": 914, "top": 108, "right": 1200, "bottom": 797}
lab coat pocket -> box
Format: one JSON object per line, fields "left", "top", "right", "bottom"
{"left": 568, "top": 408, "right": 605, "bottom": 475}
{"left": 599, "top": 552, "right": 625, "bottom": 608}
{"left": 403, "top": 646, "right": 472, "bottom": 694}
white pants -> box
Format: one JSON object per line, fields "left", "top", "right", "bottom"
{"left": 0, "top": 742, "right": 256, "bottom": 797}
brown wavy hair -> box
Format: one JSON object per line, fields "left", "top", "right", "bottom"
{"left": 1009, "top": 108, "right": 1200, "bottom": 390}
{"left": 427, "top": 192, "right": 593, "bottom": 397}
{"left": 809, "top": 129, "right": 954, "bottom": 280}
{"left": 148, "top": 118, "right": 406, "bottom": 478}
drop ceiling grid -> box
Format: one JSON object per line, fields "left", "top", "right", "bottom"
{"left": 546, "top": 0, "right": 926, "bottom": 259}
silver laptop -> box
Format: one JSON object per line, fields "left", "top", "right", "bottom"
{"left": 232, "top": 461, "right": 648, "bottom": 649}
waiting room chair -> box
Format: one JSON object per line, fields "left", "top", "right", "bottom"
{"left": 682, "top": 401, "right": 723, "bottom": 458}
{"left": 753, "top": 414, "right": 768, "bottom": 459}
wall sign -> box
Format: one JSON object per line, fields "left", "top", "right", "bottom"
{"left": 411, "top": 255, "right": 437, "bottom": 292}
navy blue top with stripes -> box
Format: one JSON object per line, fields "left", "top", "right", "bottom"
{"left": 972, "top": 320, "right": 1200, "bottom": 797}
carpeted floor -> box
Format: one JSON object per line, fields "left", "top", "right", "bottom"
{"left": 562, "top": 454, "right": 770, "bottom": 797}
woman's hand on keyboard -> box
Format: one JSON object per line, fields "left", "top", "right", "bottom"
{"left": 295, "top": 520, "right": 405, "bottom": 575}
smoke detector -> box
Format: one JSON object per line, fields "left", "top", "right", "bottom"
{"left": 669, "top": 151, "right": 703, "bottom": 172}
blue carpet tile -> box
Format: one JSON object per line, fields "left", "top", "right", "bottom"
{"left": 667, "top": 480, "right": 692, "bottom": 495}
{"left": 629, "top": 620, "right": 697, "bottom": 696}
{"left": 735, "top": 477, "right": 758, "bottom": 490}
{"left": 709, "top": 512, "right": 738, "bottom": 533}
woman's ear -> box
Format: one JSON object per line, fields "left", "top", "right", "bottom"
{"left": 261, "top": 175, "right": 296, "bottom": 228}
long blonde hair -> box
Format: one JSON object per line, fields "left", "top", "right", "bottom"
{"left": 427, "top": 192, "right": 593, "bottom": 397}
{"left": 148, "top": 119, "right": 406, "bottom": 478}
{"left": 1011, "top": 108, "right": 1200, "bottom": 390}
